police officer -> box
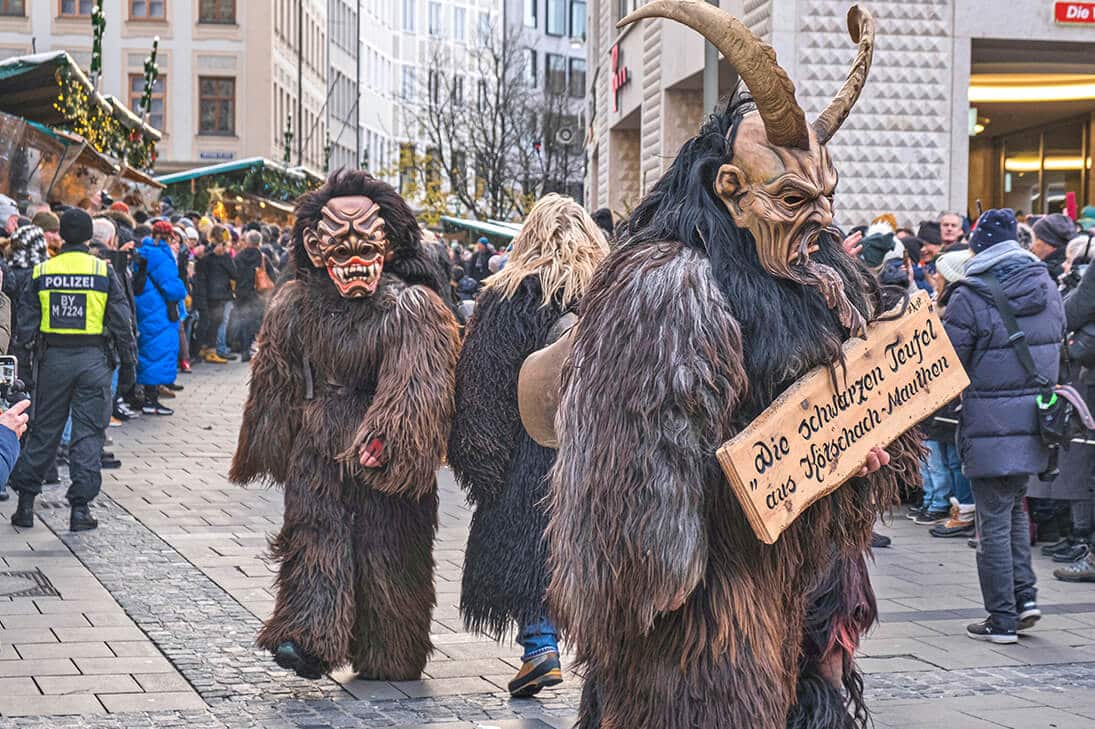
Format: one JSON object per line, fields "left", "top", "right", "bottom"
{"left": 9, "top": 208, "right": 136, "bottom": 531}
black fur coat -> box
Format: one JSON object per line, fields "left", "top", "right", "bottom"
{"left": 448, "top": 276, "right": 564, "bottom": 637}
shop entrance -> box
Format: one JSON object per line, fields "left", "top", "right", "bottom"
{"left": 967, "top": 40, "right": 1095, "bottom": 218}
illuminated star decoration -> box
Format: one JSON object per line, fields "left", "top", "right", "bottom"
{"left": 206, "top": 184, "right": 226, "bottom": 204}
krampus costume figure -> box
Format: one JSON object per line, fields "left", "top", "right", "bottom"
{"left": 544, "top": 3, "right": 921, "bottom": 728}
{"left": 448, "top": 194, "right": 607, "bottom": 697}
{"left": 230, "top": 170, "right": 460, "bottom": 680}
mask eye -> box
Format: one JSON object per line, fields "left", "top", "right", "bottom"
{"left": 783, "top": 194, "right": 805, "bottom": 207}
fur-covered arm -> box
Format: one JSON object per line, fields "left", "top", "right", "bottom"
{"left": 448, "top": 286, "right": 560, "bottom": 506}
{"left": 546, "top": 242, "right": 748, "bottom": 642}
{"left": 229, "top": 284, "right": 304, "bottom": 485}
{"left": 345, "top": 285, "right": 460, "bottom": 499}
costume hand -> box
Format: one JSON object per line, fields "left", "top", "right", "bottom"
{"left": 0, "top": 399, "right": 30, "bottom": 438}
{"left": 842, "top": 230, "right": 863, "bottom": 258}
{"left": 856, "top": 446, "right": 890, "bottom": 477}
{"left": 359, "top": 437, "right": 386, "bottom": 468}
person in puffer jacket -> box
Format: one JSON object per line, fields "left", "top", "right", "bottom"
{"left": 133, "top": 222, "right": 187, "bottom": 415}
{"left": 942, "top": 208, "right": 1065, "bottom": 645}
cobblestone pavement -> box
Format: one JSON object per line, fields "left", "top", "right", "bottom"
{"left": 1, "top": 362, "right": 1095, "bottom": 727}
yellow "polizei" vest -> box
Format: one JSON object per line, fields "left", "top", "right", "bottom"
{"left": 32, "top": 251, "right": 110, "bottom": 335}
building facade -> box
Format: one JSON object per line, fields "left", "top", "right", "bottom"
{"left": 0, "top": 0, "right": 330, "bottom": 174}
{"left": 587, "top": 0, "right": 1095, "bottom": 227}
{"left": 504, "top": 0, "right": 588, "bottom": 200}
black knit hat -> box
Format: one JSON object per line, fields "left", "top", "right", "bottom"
{"left": 916, "top": 221, "right": 942, "bottom": 247}
{"left": 59, "top": 208, "right": 94, "bottom": 245}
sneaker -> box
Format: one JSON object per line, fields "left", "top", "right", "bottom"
{"left": 218, "top": 351, "right": 239, "bottom": 361}
{"left": 180, "top": 359, "right": 192, "bottom": 373}
{"left": 202, "top": 351, "right": 229, "bottom": 364}
{"left": 507, "top": 649, "right": 563, "bottom": 698}
{"left": 1017, "top": 601, "right": 1042, "bottom": 631}
{"left": 931, "top": 521, "right": 975, "bottom": 538}
{"left": 165, "top": 383, "right": 184, "bottom": 391}
{"left": 966, "top": 619, "right": 1017, "bottom": 644}
{"left": 1041, "top": 537, "right": 1073, "bottom": 556}
{"left": 100, "top": 456, "right": 122, "bottom": 470}
{"left": 109, "top": 416, "right": 123, "bottom": 428}
{"left": 914, "top": 509, "right": 950, "bottom": 526}
{"left": 141, "top": 403, "right": 174, "bottom": 416}
{"left": 114, "top": 401, "right": 140, "bottom": 420}
{"left": 968, "top": 538, "right": 979, "bottom": 549}
{"left": 870, "top": 531, "right": 892, "bottom": 549}
{"left": 1054, "top": 553, "right": 1095, "bottom": 582}
{"left": 906, "top": 505, "right": 926, "bottom": 520}
{"left": 1053, "top": 543, "right": 1090, "bottom": 563}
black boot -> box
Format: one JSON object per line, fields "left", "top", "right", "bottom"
{"left": 70, "top": 504, "right": 98, "bottom": 532}
{"left": 11, "top": 492, "right": 35, "bottom": 528}
{"left": 273, "top": 641, "right": 326, "bottom": 679}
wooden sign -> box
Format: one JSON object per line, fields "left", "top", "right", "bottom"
{"left": 717, "top": 291, "right": 969, "bottom": 544}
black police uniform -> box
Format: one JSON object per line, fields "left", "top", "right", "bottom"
{"left": 9, "top": 210, "right": 136, "bottom": 531}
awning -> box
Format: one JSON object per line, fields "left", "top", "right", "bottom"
{"left": 244, "top": 193, "right": 294, "bottom": 215}
{"left": 440, "top": 215, "right": 521, "bottom": 241}
{"left": 119, "top": 164, "right": 165, "bottom": 189}
{"left": 0, "top": 52, "right": 160, "bottom": 143}
{"left": 156, "top": 157, "right": 305, "bottom": 186}
{"left": 44, "top": 125, "right": 120, "bottom": 177}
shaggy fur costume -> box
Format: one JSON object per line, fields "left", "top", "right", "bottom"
{"left": 545, "top": 113, "right": 922, "bottom": 727}
{"left": 448, "top": 278, "right": 565, "bottom": 636}
{"left": 230, "top": 171, "right": 460, "bottom": 679}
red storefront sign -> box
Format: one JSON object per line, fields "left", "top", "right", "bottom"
{"left": 1055, "top": 1, "right": 1095, "bottom": 23}
{"left": 610, "top": 43, "right": 630, "bottom": 113}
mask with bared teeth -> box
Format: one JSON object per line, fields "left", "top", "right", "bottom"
{"left": 302, "top": 196, "right": 389, "bottom": 298}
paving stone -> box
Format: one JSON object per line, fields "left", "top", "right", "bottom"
{"left": 132, "top": 672, "right": 195, "bottom": 693}
{"left": 14, "top": 642, "right": 115, "bottom": 660}
{"left": 0, "top": 677, "right": 42, "bottom": 696}
{"left": 96, "top": 691, "right": 207, "bottom": 713}
{"left": 36, "top": 673, "right": 142, "bottom": 695}
{"left": 74, "top": 656, "right": 177, "bottom": 675}
{"left": 0, "top": 658, "right": 78, "bottom": 677}
{"left": 0, "top": 693, "right": 105, "bottom": 716}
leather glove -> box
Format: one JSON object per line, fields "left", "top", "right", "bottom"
{"left": 117, "top": 362, "right": 137, "bottom": 397}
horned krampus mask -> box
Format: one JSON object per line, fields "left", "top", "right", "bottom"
{"left": 619, "top": 1, "right": 875, "bottom": 334}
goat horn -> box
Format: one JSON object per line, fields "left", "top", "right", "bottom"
{"left": 617, "top": 0, "right": 809, "bottom": 150}
{"left": 812, "top": 5, "right": 875, "bottom": 144}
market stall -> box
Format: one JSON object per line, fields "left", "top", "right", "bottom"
{"left": 157, "top": 157, "right": 321, "bottom": 224}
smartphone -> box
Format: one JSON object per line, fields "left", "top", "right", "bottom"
{"left": 0, "top": 356, "right": 17, "bottom": 392}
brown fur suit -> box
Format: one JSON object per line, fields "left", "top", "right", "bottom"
{"left": 548, "top": 241, "right": 921, "bottom": 729}
{"left": 230, "top": 171, "right": 459, "bottom": 680}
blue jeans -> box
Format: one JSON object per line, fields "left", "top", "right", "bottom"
{"left": 922, "top": 439, "right": 973, "bottom": 511}
{"left": 217, "top": 301, "right": 233, "bottom": 356}
{"left": 517, "top": 618, "right": 558, "bottom": 661}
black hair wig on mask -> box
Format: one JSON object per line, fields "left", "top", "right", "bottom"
{"left": 291, "top": 168, "right": 422, "bottom": 277}
{"left": 617, "top": 91, "right": 882, "bottom": 421}
{"left": 288, "top": 167, "right": 461, "bottom": 317}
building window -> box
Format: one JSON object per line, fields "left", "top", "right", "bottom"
{"left": 130, "top": 73, "right": 166, "bottom": 131}
{"left": 570, "top": 0, "right": 586, "bottom": 38}
{"left": 428, "top": 69, "right": 441, "bottom": 107}
{"left": 0, "top": 1, "right": 25, "bottom": 17}
{"left": 60, "top": 0, "right": 92, "bottom": 16}
{"left": 452, "top": 75, "right": 464, "bottom": 106}
{"left": 568, "top": 58, "right": 585, "bottom": 98}
{"left": 401, "top": 65, "right": 415, "bottom": 99}
{"left": 546, "top": 0, "right": 565, "bottom": 36}
{"left": 130, "top": 0, "right": 165, "bottom": 19}
{"left": 545, "top": 53, "right": 566, "bottom": 95}
{"left": 198, "top": 76, "right": 235, "bottom": 135}
{"left": 524, "top": 0, "right": 536, "bottom": 28}
{"left": 453, "top": 6, "right": 465, "bottom": 42}
{"left": 476, "top": 79, "right": 487, "bottom": 112}
{"left": 524, "top": 49, "right": 538, "bottom": 88}
{"left": 399, "top": 143, "right": 415, "bottom": 196}
{"left": 199, "top": 0, "right": 235, "bottom": 24}
{"left": 477, "top": 11, "right": 490, "bottom": 46}
{"left": 428, "top": 1, "right": 441, "bottom": 35}
{"left": 402, "top": 0, "right": 414, "bottom": 32}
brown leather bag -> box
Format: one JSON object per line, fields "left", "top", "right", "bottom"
{"left": 254, "top": 255, "right": 275, "bottom": 294}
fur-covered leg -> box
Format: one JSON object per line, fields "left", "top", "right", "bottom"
{"left": 349, "top": 487, "right": 439, "bottom": 680}
{"left": 258, "top": 456, "right": 356, "bottom": 673}
{"left": 787, "top": 553, "right": 876, "bottom": 729}
{"left": 575, "top": 668, "right": 603, "bottom": 729}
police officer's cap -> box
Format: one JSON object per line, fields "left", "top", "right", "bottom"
{"left": 60, "top": 208, "right": 94, "bottom": 245}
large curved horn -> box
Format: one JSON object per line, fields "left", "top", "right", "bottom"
{"left": 617, "top": 0, "right": 809, "bottom": 150}
{"left": 812, "top": 5, "right": 875, "bottom": 144}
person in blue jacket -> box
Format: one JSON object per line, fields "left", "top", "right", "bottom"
{"left": 133, "top": 221, "right": 187, "bottom": 415}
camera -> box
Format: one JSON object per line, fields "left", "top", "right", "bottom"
{"left": 0, "top": 356, "right": 29, "bottom": 408}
